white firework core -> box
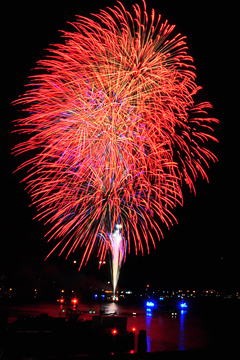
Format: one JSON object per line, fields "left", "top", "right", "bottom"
{"left": 110, "top": 224, "right": 124, "bottom": 296}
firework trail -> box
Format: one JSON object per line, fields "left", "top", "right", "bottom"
{"left": 13, "top": 1, "right": 218, "bottom": 295}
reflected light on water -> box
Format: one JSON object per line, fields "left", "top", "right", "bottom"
{"left": 106, "top": 302, "right": 118, "bottom": 314}
{"left": 146, "top": 309, "right": 152, "bottom": 352}
{"left": 5, "top": 301, "right": 211, "bottom": 353}
{"left": 179, "top": 309, "right": 187, "bottom": 350}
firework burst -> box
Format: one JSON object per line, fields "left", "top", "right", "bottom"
{"left": 13, "top": 1, "right": 218, "bottom": 294}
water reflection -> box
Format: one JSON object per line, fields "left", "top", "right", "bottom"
{"left": 5, "top": 301, "right": 210, "bottom": 353}
{"left": 105, "top": 301, "right": 118, "bottom": 314}
{"left": 179, "top": 309, "right": 187, "bottom": 350}
{"left": 145, "top": 307, "right": 152, "bottom": 352}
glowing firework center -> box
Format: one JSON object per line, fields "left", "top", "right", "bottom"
{"left": 109, "top": 224, "right": 125, "bottom": 296}
{"left": 13, "top": 1, "right": 218, "bottom": 295}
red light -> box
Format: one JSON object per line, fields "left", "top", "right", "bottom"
{"left": 71, "top": 298, "right": 78, "bottom": 304}
{"left": 112, "top": 329, "right": 117, "bottom": 335}
{"left": 60, "top": 298, "right": 64, "bottom": 304}
{"left": 132, "top": 327, "right": 136, "bottom": 332}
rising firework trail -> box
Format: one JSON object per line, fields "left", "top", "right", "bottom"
{"left": 13, "top": 1, "right": 218, "bottom": 295}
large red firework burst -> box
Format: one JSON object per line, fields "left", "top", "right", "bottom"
{"left": 13, "top": 1, "right": 218, "bottom": 279}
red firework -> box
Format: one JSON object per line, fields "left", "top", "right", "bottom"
{"left": 13, "top": 1, "right": 218, "bottom": 270}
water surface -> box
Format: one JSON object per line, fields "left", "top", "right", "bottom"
{"left": 5, "top": 300, "right": 212, "bottom": 352}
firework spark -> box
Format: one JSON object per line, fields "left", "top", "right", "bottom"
{"left": 13, "top": 1, "right": 218, "bottom": 294}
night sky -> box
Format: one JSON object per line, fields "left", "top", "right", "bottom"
{"left": 0, "top": 1, "right": 238, "bottom": 294}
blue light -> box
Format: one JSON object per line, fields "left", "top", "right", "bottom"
{"left": 146, "top": 301, "right": 155, "bottom": 307}
{"left": 146, "top": 308, "right": 152, "bottom": 316}
{"left": 159, "top": 297, "right": 164, "bottom": 301}
{"left": 94, "top": 294, "right": 98, "bottom": 298}
{"left": 180, "top": 302, "right": 188, "bottom": 308}
{"left": 101, "top": 294, "right": 105, "bottom": 298}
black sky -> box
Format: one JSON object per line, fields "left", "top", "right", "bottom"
{"left": 0, "top": 1, "right": 238, "bottom": 292}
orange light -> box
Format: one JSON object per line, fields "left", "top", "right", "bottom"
{"left": 60, "top": 298, "right": 64, "bottom": 304}
{"left": 71, "top": 298, "right": 78, "bottom": 304}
